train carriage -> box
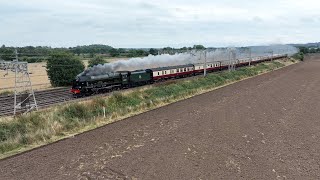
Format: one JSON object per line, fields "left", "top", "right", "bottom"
{"left": 220, "top": 61, "right": 231, "bottom": 70}
{"left": 194, "top": 62, "right": 221, "bottom": 74}
{"left": 151, "top": 64, "right": 194, "bottom": 81}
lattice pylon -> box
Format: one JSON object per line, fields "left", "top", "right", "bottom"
{"left": 13, "top": 62, "right": 38, "bottom": 115}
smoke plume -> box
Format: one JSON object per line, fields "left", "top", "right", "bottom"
{"left": 79, "top": 45, "right": 298, "bottom": 77}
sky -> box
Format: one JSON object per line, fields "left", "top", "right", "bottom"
{"left": 0, "top": 0, "right": 319, "bottom": 48}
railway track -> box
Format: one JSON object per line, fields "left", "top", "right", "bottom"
{"left": 0, "top": 87, "right": 72, "bottom": 117}
{"left": 0, "top": 85, "right": 144, "bottom": 117}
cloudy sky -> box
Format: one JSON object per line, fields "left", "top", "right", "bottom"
{"left": 0, "top": 0, "right": 319, "bottom": 48}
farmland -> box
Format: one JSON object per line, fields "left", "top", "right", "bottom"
{"left": 1, "top": 55, "right": 319, "bottom": 179}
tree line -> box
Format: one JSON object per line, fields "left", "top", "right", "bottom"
{"left": 297, "top": 46, "right": 320, "bottom": 54}
{"left": 0, "top": 44, "right": 208, "bottom": 62}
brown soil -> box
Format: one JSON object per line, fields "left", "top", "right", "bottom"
{"left": 1, "top": 55, "right": 320, "bottom": 179}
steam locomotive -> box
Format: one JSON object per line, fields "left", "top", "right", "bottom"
{"left": 71, "top": 54, "right": 287, "bottom": 97}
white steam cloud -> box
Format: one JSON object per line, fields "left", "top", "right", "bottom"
{"left": 79, "top": 45, "right": 298, "bottom": 77}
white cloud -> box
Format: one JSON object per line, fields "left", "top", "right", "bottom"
{"left": 0, "top": 0, "right": 320, "bottom": 47}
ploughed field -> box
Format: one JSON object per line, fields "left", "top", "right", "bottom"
{"left": 0, "top": 54, "right": 320, "bottom": 179}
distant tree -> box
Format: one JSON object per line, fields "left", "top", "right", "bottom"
{"left": 74, "top": 47, "right": 81, "bottom": 56}
{"left": 128, "top": 49, "right": 137, "bottom": 57}
{"left": 46, "top": 52, "right": 85, "bottom": 87}
{"left": 162, "top": 47, "right": 174, "bottom": 54}
{"left": 193, "top": 45, "right": 206, "bottom": 50}
{"left": 0, "top": 47, "right": 14, "bottom": 60}
{"left": 88, "top": 56, "right": 107, "bottom": 67}
{"left": 20, "top": 56, "right": 45, "bottom": 63}
{"left": 149, "top": 48, "right": 157, "bottom": 55}
{"left": 69, "top": 44, "right": 113, "bottom": 54}
{"left": 298, "top": 46, "right": 309, "bottom": 54}
{"left": 118, "top": 48, "right": 125, "bottom": 53}
{"left": 162, "top": 47, "right": 173, "bottom": 51}
{"left": 117, "top": 48, "right": 126, "bottom": 57}
{"left": 89, "top": 52, "right": 95, "bottom": 58}
{"left": 127, "top": 49, "right": 148, "bottom": 57}
{"left": 109, "top": 48, "right": 120, "bottom": 57}
{"left": 136, "top": 49, "right": 146, "bottom": 56}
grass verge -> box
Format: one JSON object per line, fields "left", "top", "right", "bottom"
{"left": 0, "top": 58, "right": 300, "bottom": 158}
{"left": 0, "top": 90, "right": 13, "bottom": 96}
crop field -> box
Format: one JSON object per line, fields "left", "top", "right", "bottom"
{"left": 0, "top": 57, "right": 129, "bottom": 93}
{"left": 0, "top": 62, "right": 50, "bottom": 91}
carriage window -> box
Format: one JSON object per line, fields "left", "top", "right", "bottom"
{"left": 184, "top": 68, "right": 186, "bottom": 71}
{"left": 158, "top": 72, "right": 160, "bottom": 75}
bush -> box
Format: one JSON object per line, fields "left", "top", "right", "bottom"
{"left": 88, "top": 56, "right": 107, "bottom": 67}
{"left": 292, "top": 52, "right": 304, "bottom": 61}
{"left": 20, "top": 56, "right": 46, "bottom": 63}
{"left": 46, "top": 52, "right": 85, "bottom": 87}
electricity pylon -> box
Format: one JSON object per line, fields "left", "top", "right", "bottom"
{"left": 0, "top": 50, "right": 38, "bottom": 115}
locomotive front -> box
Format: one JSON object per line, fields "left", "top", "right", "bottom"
{"left": 70, "top": 75, "right": 88, "bottom": 97}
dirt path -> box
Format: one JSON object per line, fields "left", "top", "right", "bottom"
{"left": 1, "top": 55, "right": 320, "bottom": 179}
